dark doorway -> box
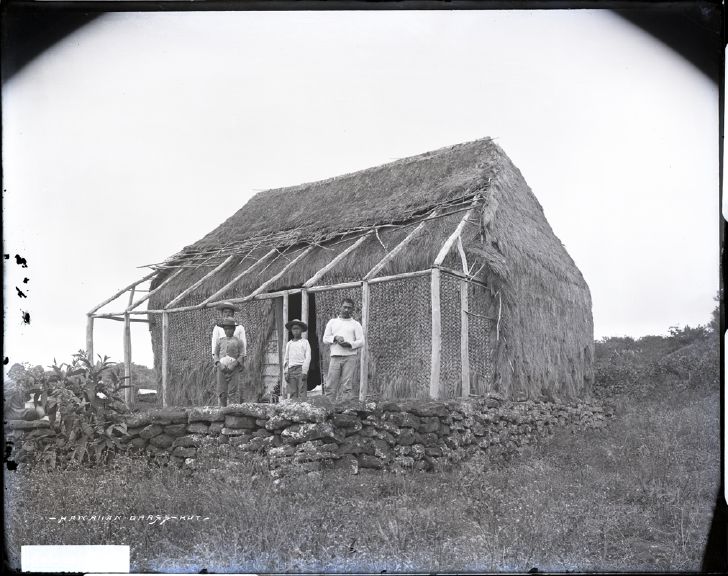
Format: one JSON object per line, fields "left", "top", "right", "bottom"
{"left": 286, "top": 292, "right": 322, "bottom": 391}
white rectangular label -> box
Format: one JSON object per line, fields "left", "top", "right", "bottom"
{"left": 21, "top": 545, "right": 130, "bottom": 573}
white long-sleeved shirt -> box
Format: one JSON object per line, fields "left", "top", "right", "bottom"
{"left": 322, "top": 316, "right": 364, "bottom": 356}
{"left": 283, "top": 338, "right": 312, "bottom": 374}
{"left": 211, "top": 324, "right": 247, "bottom": 359}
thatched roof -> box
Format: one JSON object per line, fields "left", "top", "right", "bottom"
{"left": 187, "top": 137, "right": 500, "bottom": 253}
{"left": 147, "top": 135, "right": 589, "bottom": 303}
{"left": 149, "top": 138, "right": 490, "bottom": 302}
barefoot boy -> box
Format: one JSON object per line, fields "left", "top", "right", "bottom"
{"left": 283, "top": 319, "right": 311, "bottom": 401}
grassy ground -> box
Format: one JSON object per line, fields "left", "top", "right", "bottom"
{"left": 4, "top": 377, "right": 719, "bottom": 573}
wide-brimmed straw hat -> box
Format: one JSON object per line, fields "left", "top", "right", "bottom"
{"left": 215, "top": 301, "right": 237, "bottom": 312}
{"left": 285, "top": 318, "right": 308, "bottom": 331}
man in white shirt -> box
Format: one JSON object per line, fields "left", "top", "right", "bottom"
{"left": 322, "top": 297, "right": 364, "bottom": 402}
{"left": 211, "top": 301, "right": 247, "bottom": 364}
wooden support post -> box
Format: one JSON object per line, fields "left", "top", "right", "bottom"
{"left": 86, "top": 315, "right": 94, "bottom": 365}
{"left": 460, "top": 279, "right": 470, "bottom": 398}
{"left": 303, "top": 232, "right": 372, "bottom": 288}
{"left": 124, "top": 288, "right": 135, "bottom": 408}
{"left": 301, "top": 288, "right": 309, "bottom": 340}
{"left": 429, "top": 268, "right": 442, "bottom": 399}
{"left": 457, "top": 235, "right": 470, "bottom": 398}
{"left": 280, "top": 291, "right": 289, "bottom": 401}
{"left": 123, "top": 313, "right": 134, "bottom": 408}
{"left": 359, "top": 281, "right": 370, "bottom": 401}
{"left": 161, "top": 311, "right": 169, "bottom": 408}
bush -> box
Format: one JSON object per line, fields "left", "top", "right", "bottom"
{"left": 594, "top": 304, "right": 719, "bottom": 400}
{"left": 10, "top": 351, "right": 132, "bottom": 468}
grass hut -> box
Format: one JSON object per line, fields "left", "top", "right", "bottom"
{"left": 87, "top": 137, "right": 594, "bottom": 406}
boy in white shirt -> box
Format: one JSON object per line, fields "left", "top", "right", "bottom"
{"left": 322, "top": 298, "right": 364, "bottom": 402}
{"left": 283, "top": 319, "right": 312, "bottom": 401}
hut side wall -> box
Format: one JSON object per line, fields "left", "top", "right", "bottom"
{"left": 481, "top": 149, "right": 594, "bottom": 400}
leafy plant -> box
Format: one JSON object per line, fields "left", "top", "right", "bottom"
{"left": 14, "top": 350, "right": 132, "bottom": 468}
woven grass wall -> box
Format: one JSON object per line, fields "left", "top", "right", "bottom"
{"left": 440, "top": 272, "right": 462, "bottom": 399}
{"left": 313, "top": 283, "right": 363, "bottom": 395}
{"left": 150, "top": 291, "right": 275, "bottom": 406}
{"left": 467, "top": 282, "right": 495, "bottom": 395}
{"left": 367, "top": 275, "right": 432, "bottom": 399}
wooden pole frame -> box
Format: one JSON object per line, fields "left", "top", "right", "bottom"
{"left": 161, "top": 311, "right": 169, "bottom": 408}
{"left": 243, "top": 246, "right": 315, "bottom": 302}
{"left": 457, "top": 236, "right": 470, "bottom": 398}
{"left": 358, "top": 280, "right": 370, "bottom": 401}
{"left": 199, "top": 247, "right": 278, "bottom": 306}
{"left": 433, "top": 196, "right": 481, "bottom": 267}
{"left": 303, "top": 232, "right": 372, "bottom": 288}
{"left": 90, "top": 315, "right": 150, "bottom": 323}
{"left": 301, "top": 287, "right": 309, "bottom": 340}
{"left": 165, "top": 254, "right": 237, "bottom": 309}
{"left": 280, "top": 291, "right": 289, "bottom": 401}
{"left": 434, "top": 266, "right": 488, "bottom": 288}
{"left": 86, "top": 315, "right": 94, "bottom": 365}
{"left": 124, "top": 313, "right": 133, "bottom": 407}
{"left": 429, "top": 268, "right": 442, "bottom": 399}
{"left": 87, "top": 270, "right": 157, "bottom": 315}
{"left": 126, "top": 267, "right": 185, "bottom": 313}
{"left": 124, "top": 288, "right": 135, "bottom": 408}
{"left": 307, "top": 281, "right": 361, "bottom": 294}
{"left": 97, "top": 269, "right": 435, "bottom": 316}
{"left": 363, "top": 209, "right": 437, "bottom": 280}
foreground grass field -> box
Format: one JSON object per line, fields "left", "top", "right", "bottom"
{"left": 4, "top": 378, "right": 719, "bottom": 572}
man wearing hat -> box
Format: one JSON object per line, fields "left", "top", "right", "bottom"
{"left": 213, "top": 317, "right": 246, "bottom": 406}
{"left": 211, "top": 301, "right": 247, "bottom": 363}
{"left": 283, "top": 319, "right": 311, "bottom": 401}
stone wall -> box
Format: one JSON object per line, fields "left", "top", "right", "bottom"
{"left": 5, "top": 396, "right": 614, "bottom": 477}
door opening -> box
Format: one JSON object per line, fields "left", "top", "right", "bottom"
{"left": 285, "top": 292, "right": 322, "bottom": 391}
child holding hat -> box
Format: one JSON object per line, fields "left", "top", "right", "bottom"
{"left": 211, "top": 301, "right": 247, "bottom": 362}
{"left": 213, "top": 317, "right": 246, "bottom": 406}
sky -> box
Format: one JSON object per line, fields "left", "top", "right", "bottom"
{"left": 2, "top": 9, "right": 719, "bottom": 370}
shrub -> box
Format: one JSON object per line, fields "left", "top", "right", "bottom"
{"left": 12, "top": 351, "right": 131, "bottom": 468}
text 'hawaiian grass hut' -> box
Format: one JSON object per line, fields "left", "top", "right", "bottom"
{"left": 87, "top": 138, "right": 594, "bottom": 407}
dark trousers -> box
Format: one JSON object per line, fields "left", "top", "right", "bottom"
{"left": 216, "top": 366, "right": 241, "bottom": 407}
{"left": 285, "top": 365, "right": 307, "bottom": 401}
